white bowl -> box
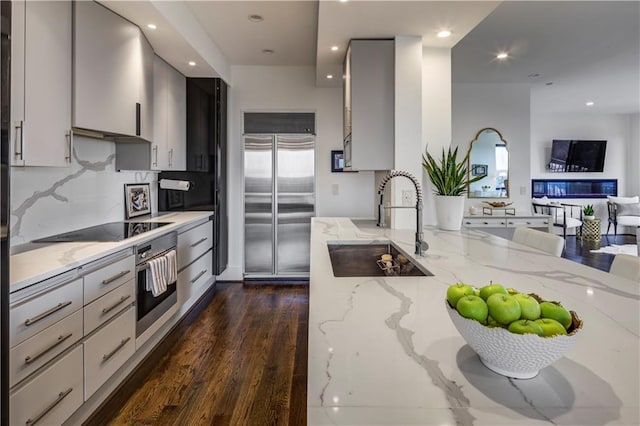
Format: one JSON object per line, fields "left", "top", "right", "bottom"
{"left": 446, "top": 301, "right": 582, "bottom": 379}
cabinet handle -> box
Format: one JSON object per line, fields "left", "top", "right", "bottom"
{"left": 65, "top": 131, "right": 72, "bottom": 162}
{"left": 152, "top": 145, "right": 158, "bottom": 167}
{"left": 526, "top": 221, "right": 532, "bottom": 225}
{"left": 168, "top": 149, "right": 173, "bottom": 167}
{"left": 464, "top": 221, "right": 471, "bottom": 224}
{"left": 508, "top": 221, "right": 514, "bottom": 225}
{"left": 24, "top": 332, "right": 74, "bottom": 365}
{"left": 135, "top": 103, "right": 141, "bottom": 136}
{"left": 103, "top": 337, "right": 131, "bottom": 362}
{"left": 500, "top": 221, "right": 505, "bottom": 225}
{"left": 14, "top": 120, "right": 24, "bottom": 160}
{"left": 190, "top": 270, "right": 207, "bottom": 284}
{"left": 24, "top": 301, "right": 72, "bottom": 326}
{"left": 25, "top": 387, "right": 73, "bottom": 426}
{"left": 102, "top": 295, "right": 132, "bottom": 315}
{"left": 190, "top": 237, "right": 207, "bottom": 248}
{"left": 101, "top": 270, "right": 131, "bottom": 285}
{"left": 483, "top": 222, "right": 489, "bottom": 225}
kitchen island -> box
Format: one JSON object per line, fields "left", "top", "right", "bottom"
{"left": 308, "top": 218, "right": 639, "bottom": 425}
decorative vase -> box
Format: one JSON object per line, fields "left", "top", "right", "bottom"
{"left": 435, "top": 195, "right": 465, "bottom": 231}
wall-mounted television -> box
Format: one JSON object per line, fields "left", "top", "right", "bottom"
{"left": 549, "top": 140, "right": 607, "bottom": 172}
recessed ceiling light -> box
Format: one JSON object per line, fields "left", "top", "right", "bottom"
{"left": 496, "top": 52, "right": 509, "bottom": 60}
{"left": 248, "top": 14, "right": 264, "bottom": 22}
{"left": 326, "top": 74, "right": 333, "bottom": 79}
{"left": 437, "top": 30, "right": 451, "bottom": 38}
{"left": 331, "top": 46, "right": 339, "bottom": 51}
{"left": 586, "top": 101, "right": 595, "bottom": 106}
{"left": 188, "top": 61, "right": 196, "bottom": 67}
{"left": 339, "top": 0, "right": 348, "bottom": 2}
{"left": 147, "top": 24, "right": 157, "bottom": 30}
{"left": 262, "top": 49, "right": 274, "bottom": 55}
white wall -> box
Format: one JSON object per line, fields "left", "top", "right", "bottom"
{"left": 223, "top": 65, "right": 374, "bottom": 280}
{"left": 452, "top": 83, "right": 531, "bottom": 212}
{"left": 627, "top": 113, "right": 640, "bottom": 196}
{"left": 10, "top": 137, "right": 157, "bottom": 247}
{"left": 530, "top": 112, "right": 635, "bottom": 226}
{"left": 422, "top": 47, "right": 452, "bottom": 225}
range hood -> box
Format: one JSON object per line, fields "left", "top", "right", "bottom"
{"left": 72, "top": 127, "right": 152, "bottom": 172}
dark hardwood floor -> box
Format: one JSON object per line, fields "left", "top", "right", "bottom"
{"left": 97, "top": 283, "right": 308, "bottom": 426}
{"left": 562, "top": 233, "right": 637, "bottom": 272}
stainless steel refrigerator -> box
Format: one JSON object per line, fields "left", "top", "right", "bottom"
{"left": 244, "top": 134, "right": 315, "bottom": 278}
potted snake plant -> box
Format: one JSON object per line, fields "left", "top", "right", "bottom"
{"left": 583, "top": 204, "right": 595, "bottom": 220}
{"left": 422, "top": 146, "right": 485, "bottom": 230}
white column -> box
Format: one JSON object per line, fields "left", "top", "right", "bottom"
{"left": 422, "top": 47, "right": 452, "bottom": 226}
{"left": 391, "top": 36, "right": 424, "bottom": 229}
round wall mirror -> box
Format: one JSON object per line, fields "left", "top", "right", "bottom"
{"left": 467, "top": 128, "right": 509, "bottom": 198}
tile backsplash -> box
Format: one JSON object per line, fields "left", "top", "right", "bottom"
{"left": 10, "top": 136, "right": 157, "bottom": 247}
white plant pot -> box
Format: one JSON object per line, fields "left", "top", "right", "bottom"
{"left": 434, "top": 195, "right": 465, "bottom": 231}
{"left": 584, "top": 215, "right": 595, "bottom": 220}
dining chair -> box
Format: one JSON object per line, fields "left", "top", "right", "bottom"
{"left": 512, "top": 227, "right": 564, "bottom": 257}
{"left": 609, "top": 254, "right": 640, "bottom": 282}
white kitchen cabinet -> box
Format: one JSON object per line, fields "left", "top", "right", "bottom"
{"left": 10, "top": 0, "right": 72, "bottom": 167}
{"left": 177, "top": 250, "right": 212, "bottom": 307}
{"left": 83, "top": 306, "right": 136, "bottom": 400}
{"left": 343, "top": 39, "right": 394, "bottom": 171}
{"left": 152, "top": 55, "right": 187, "bottom": 171}
{"left": 177, "top": 220, "right": 213, "bottom": 270}
{"left": 10, "top": 346, "right": 84, "bottom": 426}
{"left": 73, "top": 1, "right": 153, "bottom": 140}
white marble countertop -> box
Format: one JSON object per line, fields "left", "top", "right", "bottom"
{"left": 308, "top": 218, "right": 639, "bottom": 425}
{"left": 10, "top": 211, "right": 212, "bottom": 292}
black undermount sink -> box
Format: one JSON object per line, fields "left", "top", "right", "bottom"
{"left": 327, "top": 241, "right": 433, "bottom": 277}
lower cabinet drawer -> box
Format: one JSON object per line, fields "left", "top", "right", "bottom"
{"left": 506, "top": 218, "right": 551, "bottom": 228}
{"left": 10, "top": 345, "right": 83, "bottom": 426}
{"left": 178, "top": 250, "right": 212, "bottom": 306}
{"left": 83, "top": 306, "right": 136, "bottom": 400}
{"left": 177, "top": 220, "right": 213, "bottom": 270}
{"left": 84, "top": 279, "right": 135, "bottom": 335}
{"left": 10, "top": 309, "right": 83, "bottom": 388}
{"left": 463, "top": 218, "right": 506, "bottom": 227}
{"left": 10, "top": 278, "right": 83, "bottom": 348}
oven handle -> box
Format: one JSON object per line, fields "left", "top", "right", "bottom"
{"left": 137, "top": 247, "right": 177, "bottom": 270}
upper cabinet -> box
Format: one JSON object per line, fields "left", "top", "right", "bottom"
{"left": 73, "top": 1, "right": 153, "bottom": 141}
{"left": 343, "top": 39, "right": 394, "bottom": 171}
{"left": 152, "top": 55, "right": 186, "bottom": 171}
{"left": 10, "top": 0, "right": 72, "bottom": 167}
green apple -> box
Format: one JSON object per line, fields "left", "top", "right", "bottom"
{"left": 455, "top": 295, "right": 488, "bottom": 324}
{"left": 540, "top": 301, "right": 572, "bottom": 329}
{"left": 513, "top": 293, "right": 541, "bottom": 320}
{"left": 479, "top": 283, "right": 508, "bottom": 301}
{"left": 446, "top": 283, "right": 475, "bottom": 308}
{"left": 508, "top": 319, "right": 545, "bottom": 336}
{"left": 486, "top": 293, "right": 521, "bottom": 325}
{"left": 487, "top": 315, "right": 507, "bottom": 328}
{"left": 534, "top": 318, "right": 568, "bottom": 337}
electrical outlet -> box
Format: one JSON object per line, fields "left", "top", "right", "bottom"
{"left": 332, "top": 184, "right": 339, "bottom": 195}
{"left": 402, "top": 190, "right": 413, "bottom": 206}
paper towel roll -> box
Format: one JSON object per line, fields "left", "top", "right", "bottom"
{"left": 159, "top": 179, "right": 191, "bottom": 191}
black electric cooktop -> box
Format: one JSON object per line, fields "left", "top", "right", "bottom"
{"left": 34, "top": 222, "right": 172, "bottom": 243}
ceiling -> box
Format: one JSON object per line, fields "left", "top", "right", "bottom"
{"left": 185, "top": 1, "right": 318, "bottom": 67}
{"left": 103, "top": 1, "right": 638, "bottom": 114}
{"left": 452, "top": 1, "right": 640, "bottom": 114}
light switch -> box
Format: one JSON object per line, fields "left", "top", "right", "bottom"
{"left": 332, "top": 184, "right": 339, "bottom": 195}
